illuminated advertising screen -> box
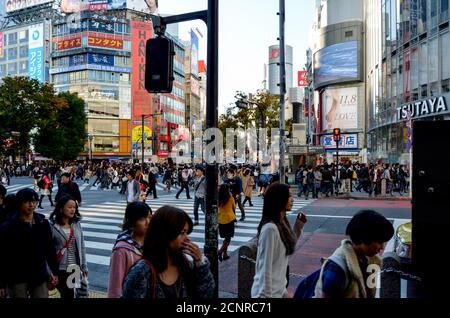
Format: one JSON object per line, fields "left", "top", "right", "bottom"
{"left": 190, "top": 30, "right": 199, "bottom": 78}
{"left": 6, "top": 0, "right": 53, "bottom": 13}
{"left": 322, "top": 86, "right": 358, "bottom": 131}
{"left": 314, "top": 41, "right": 359, "bottom": 88}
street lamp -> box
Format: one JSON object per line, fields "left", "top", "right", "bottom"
{"left": 141, "top": 110, "right": 164, "bottom": 172}
{"left": 88, "top": 133, "right": 94, "bottom": 163}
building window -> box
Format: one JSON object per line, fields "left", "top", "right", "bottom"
{"left": 7, "top": 62, "right": 17, "bottom": 75}
{"left": 429, "top": 37, "right": 438, "bottom": 83}
{"left": 8, "top": 33, "right": 17, "bottom": 45}
{"left": 8, "top": 47, "right": 17, "bottom": 60}
{"left": 441, "top": 0, "right": 449, "bottom": 22}
{"left": 20, "top": 61, "right": 27, "bottom": 74}
{"left": 430, "top": 0, "right": 438, "bottom": 33}
{"left": 419, "top": 0, "right": 427, "bottom": 34}
{"left": 19, "top": 30, "right": 28, "bottom": 43}
{"left": 418, "top": 41, "right": 428, "bottom": 88}
{"left": 410, "top": 46, "right": 418, "bottom": 89}
{"left": 411, "top": 0, "right": 419, "bottom": 37}
{"left": 442, "top": 79, "right": 450, "bottom": 92}
{"left": 441, "top": 31, "right": 450, "bottom": 80}
{"left": 19, "top": 45, "right": 28, "bottom": 58}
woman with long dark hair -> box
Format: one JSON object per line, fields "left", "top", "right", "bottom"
{"left": 218, "top": 184, "right": 236, "bottom": 261}
{"left": 108, "top": 202, "right": 152, "bottom": 298}
{"left": 49, "top": 195, "right": 88, "bottom": 298}
{"left": 121, "top": 206, "right": 215, "bottom": 299}
{"left": 251, "top": 182, "right": 307, "bottom": 298}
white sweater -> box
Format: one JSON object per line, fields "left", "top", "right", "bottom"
{"left": 251, "top": 222, "right": 289, "bottom": 298}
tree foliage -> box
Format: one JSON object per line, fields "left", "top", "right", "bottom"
{"left": 0, "top": 76, "right": 87, "bottom": 161}
{"left": 33, "top": 92, "right": 87, "bottom": 162}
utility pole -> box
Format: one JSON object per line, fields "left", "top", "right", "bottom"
{"left": 278, "top": 0, "right": 286, "bottom": 183}
{"left": 205, "top": 0, "right": 219, "bottom": 296}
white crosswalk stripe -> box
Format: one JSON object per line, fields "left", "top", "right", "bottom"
{"left": 37, "top": 195, "right": 315, "bottom": 269}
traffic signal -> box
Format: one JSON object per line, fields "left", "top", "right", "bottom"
{"left": 145, "top": 36, "right": 175, "bottom": 93}
{"left": 333, "top": 128, "right": 341, "bottom": 142}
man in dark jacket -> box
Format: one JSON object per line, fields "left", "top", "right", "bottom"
{"left": 55, "top": 172, "right": 82, "bottom": 205}
{"left": 0, "top": 188, "right": 58, "bottom": 298}
{"left": 224, "top": 168, "right": 245, "bottom": 221}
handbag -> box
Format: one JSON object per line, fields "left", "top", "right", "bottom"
{"left": 75, "top": 272, "right": 89, "bottom": 298}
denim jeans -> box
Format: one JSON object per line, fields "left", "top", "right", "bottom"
{"left": 193, "top": 197, "right": 206, "bottom": 221}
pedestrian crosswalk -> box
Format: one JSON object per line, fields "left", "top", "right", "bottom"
{"left": 39, "top": 196, "right": 315, "bottom": 270}
{"left": 4, "top": 181, "right": 171, "bottom": 195}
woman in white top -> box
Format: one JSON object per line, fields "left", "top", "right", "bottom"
{"left": 251, "top": 182, "right": 307, "bottom": 298}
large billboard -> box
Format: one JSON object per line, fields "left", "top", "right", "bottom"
{"left": 131, "top": 21, "right": 153, "bottom": 146}
{"left": 314, "top": 40, "right": 359, "bottom": 88}
{"left": 190, "top": 30, "right": 199, "bottom": 78}
{"left": 28, "top": 23, "right": 45, "bottom": 82}
{"left": 6, "top": 0, "right": 53, "bottom": 13}
{"left": 322, "top": 87, "right": 358, "bottom": 131}
{"left": 60, "top": 0, "right": 158, "bottom": 13}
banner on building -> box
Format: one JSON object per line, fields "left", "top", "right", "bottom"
{"left": 0, "top": 32, "right": 3, "bottom": 58}
{"left": 298, "top": 71, "right": 307, "bottom": 87}
{"left": 321, "top": 133, "right": 358, "bottom": 150}
{"left": 28, "top": 24, "right": 45, "bottom": 82}
{"left": 6, "top": 0, "right": 53, "bottom": 13}
{"left": 190, "top": 30, "right": 199, "bottom": 78}
{"left": 88, "top": 35, "right": 123, "bottom": 49}
{"left": 57, "top": 36, "right": 82, "bottom": 51}
{"left": 131, "top": 21, "right": 153, "bottom": 144}
{"left": 322, "top": 87, "right": 358, "bottom": 131}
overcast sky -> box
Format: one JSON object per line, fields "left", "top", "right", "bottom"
{"left": 158, "top": 0, "right": 315, "bottom": 114}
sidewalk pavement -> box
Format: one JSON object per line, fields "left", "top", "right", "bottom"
{"left": 218, "top": 231, "right": 348, "bottom": 298}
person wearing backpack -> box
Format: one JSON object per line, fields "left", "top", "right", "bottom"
{"left": 294, "top": 210, "right": 394, "bottom": 298}
{"left": 251, "top": 183, "right": 307, "bottom": 298}
{"left": 108, "top": 202, "right": 152, "bottom": 298}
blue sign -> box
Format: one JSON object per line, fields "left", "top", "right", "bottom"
{"left": 133, "top": 143, "right": 139, "bottom": 149}
{"left": 50, "top": 65, "right": 131, "bottom": 74}
{"left": 28, "top": 24, "right": 45, "bottom": 82}
{"left": 88, "top": 53, "right": 114, "bottom": 66}
{"left": 321, "top": 133, "right": 359, "bottom": 150}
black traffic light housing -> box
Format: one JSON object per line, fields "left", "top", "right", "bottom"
{"left": 145, "top": 36, "right": 175, "bottom": 93}
{"left": 333, "top": 128, "right": 341, "bottom": 142}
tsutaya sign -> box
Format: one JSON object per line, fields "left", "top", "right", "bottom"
{"left": 397, "top": 95, "right": 448, "bottom": 121}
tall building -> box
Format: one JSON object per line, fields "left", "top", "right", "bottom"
{"left": 268, "top": 44, "right": 293, "bottom": 95}
{"left": 0, "top": 3, "right": 53, "bottom": 83}
{"left": 184, "top": 29, "right": 202, "bottom": 162}
{"left": 367, "top": 0, "right": 450, "bottom": 163}
{"left": 308, "top": 0, "right": 366, "bottom": 164}
{"left": 1, "top": 4, "right": 186, "bottom": 162}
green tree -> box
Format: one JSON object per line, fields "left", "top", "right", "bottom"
{"left": 33, "top": 92, "right": 87, "bottom": 162}
{"left": 0, "top": 76, "right": 54, "bottom": 160}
